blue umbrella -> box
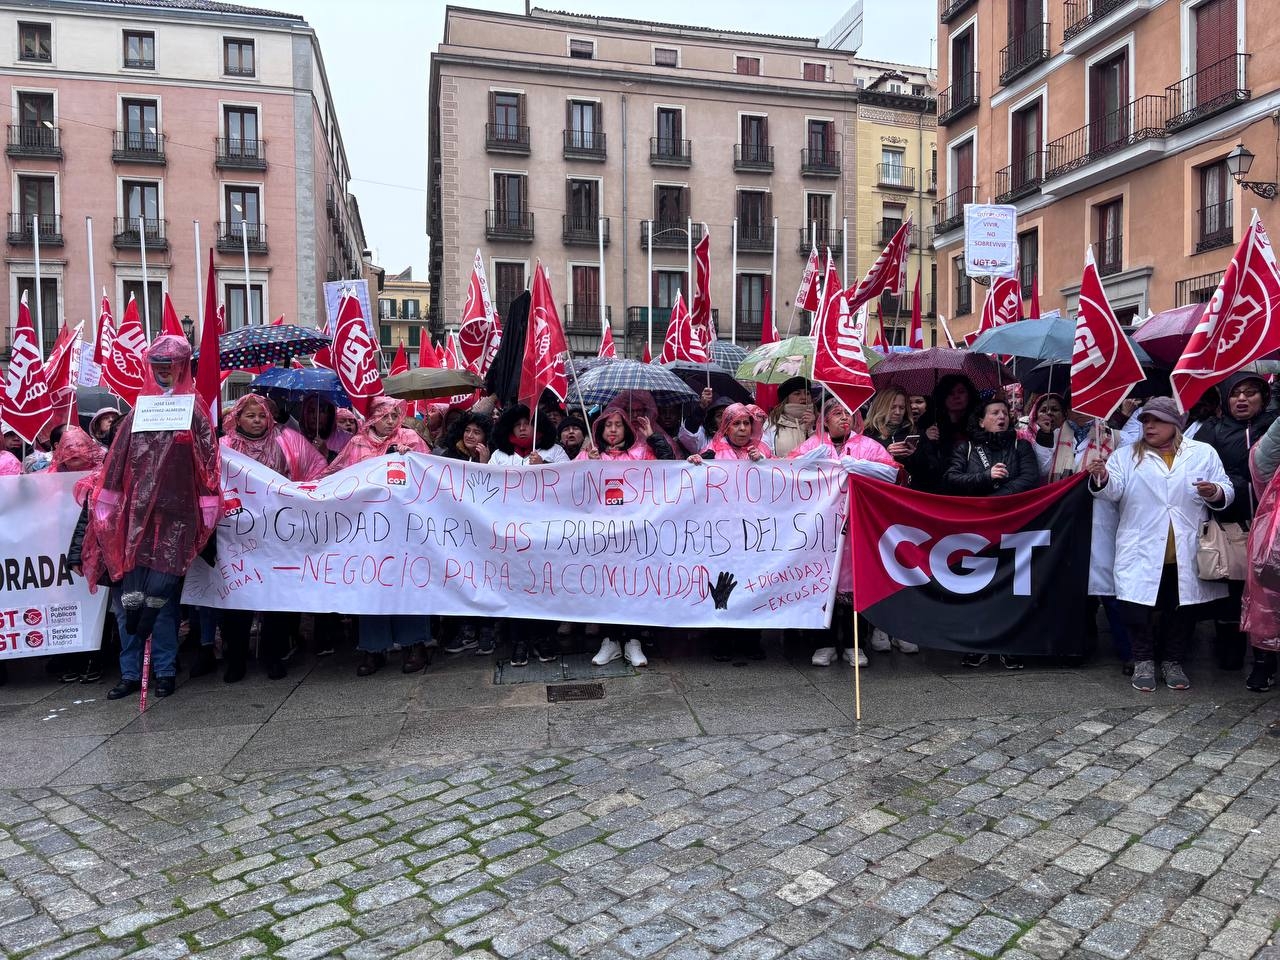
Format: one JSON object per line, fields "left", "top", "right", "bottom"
{"left": 250, "top": 366, "right": 352, "bottom": 408}
{"left": 970, "top": 316, "right": 1152, "bottom": 364}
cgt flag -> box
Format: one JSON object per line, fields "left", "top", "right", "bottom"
{"left": 848, "top": 473, "right": 1092, "bottom": 656}
{"left": 1070, "top": 247, "right": 1145, "bottom": 420}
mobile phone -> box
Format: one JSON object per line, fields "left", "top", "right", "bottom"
{"left": 904, "top": 435, "right": 920, "bottom": 448}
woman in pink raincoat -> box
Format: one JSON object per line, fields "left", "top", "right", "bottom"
{"left": 1243, "top": 415, "right": 1280, "bottom": 701}
{"left": 577, "top": 406, "right": 674, "bottom": 462}
{"left": 687, "top": 403, "right": 773, "bottom": 464}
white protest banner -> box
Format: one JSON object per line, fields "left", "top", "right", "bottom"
{"left": 77, "top": 343, "right": 101, "bottom": 387}
{"left": 132, "top": 394, "right": 195, "bottom": 433}
{"left": 184, "top": 450, "right": 849, "bottom": 630}
{"left": 322, "top": 280, "right": 375, "bottom": 340}
{"left": 964, "top": 204, "right": 1018, "bottom": 278}
{"left": 0, "top": 472, "right": 109, "bottom": 660}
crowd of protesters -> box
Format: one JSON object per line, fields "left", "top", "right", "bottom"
{"left": 0, "top": 335, "right": 1277, "bottom": 707}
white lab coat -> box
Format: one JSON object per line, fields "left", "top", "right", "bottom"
{"left": 1091, "top": 437, "right": 1234, "bottom": 607}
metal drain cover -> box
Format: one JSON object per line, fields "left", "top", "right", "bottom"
{"left": 547, "top": 682, "right": 604, "bottom": 703}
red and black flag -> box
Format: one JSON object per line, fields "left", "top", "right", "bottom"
{"left": 847, "top": 473, "right": 1092, "bottom": 657}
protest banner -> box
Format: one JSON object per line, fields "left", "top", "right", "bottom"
{"left": 183, "top": 450, "right": 849, "bottom": 629}
{"left": 0, "top": 472, "right": 108, "bottom": 661}
{"left": 848, "top": 473, "right": 1092, "bottom": 656}
{"left": 322, "top": 279, "right": 374, "bottom": 339}
{"left": 964, "top": 204, "right": 1018, "bottom": 278}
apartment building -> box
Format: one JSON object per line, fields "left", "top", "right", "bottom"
{"left": 427, "top": 6, "right": 939, "bottom": 357}
{"left": 934, "top": 0, "right": 1278, "bottom": 336}
{"left": 1, "top": 0, "right": 368, "bottom": 358}
{"left": 377, "top": 266, "right": 431, "bottom": 354}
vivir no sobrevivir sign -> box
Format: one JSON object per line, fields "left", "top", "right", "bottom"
{"left": 964, "top": 204, "right": 1018, "bottom": 278}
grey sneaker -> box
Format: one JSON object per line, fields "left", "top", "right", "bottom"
{"left": 1161, "top": 661, "right": 1191, "bottom": 690}
{"left": 1131, "top": 660, "right": 1157, "bottom": 693}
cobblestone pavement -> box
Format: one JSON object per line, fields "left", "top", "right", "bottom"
{"left": 2, "top": 686, "right": 1279, "bottom": 960}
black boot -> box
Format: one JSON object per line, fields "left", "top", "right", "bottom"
{"left": 1214, "top": 621, "right": 1246, "bottom": 671}
{"left": 190, "top": 645, "right": 217, "bottom": 678}
{"left": 107, "top": 678, "right": 141, "bottom": 700}
{"left": 1247, "top": 650, "right": 1277, "bottom": 692}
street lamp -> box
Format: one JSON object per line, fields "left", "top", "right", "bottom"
{"left": 180, "top": 314, "right": 194, "bottom": 344}
{"left": 1225, "top": 143, "right": 1277, "bottom": 200}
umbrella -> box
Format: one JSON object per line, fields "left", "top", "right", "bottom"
{"left": 1021, "top": 361, "right": 1170, "bottom": 400}
{"left": 210, "top": 324, "right": 332, "bottom": 371}
{"left": 250, "top": 366, "right": 351, "bottom": 409}
{"left": 661, "top": 361, "right": 752, "bottom": 404}
{"left": 709, "top": 340, "right": 748, "bottom": 372}
{"left": 382, "top": 367, "right": 485, "bottom": 401}
{"left": 570, "top": 359, "right": 697, "bottom": 408}
{"left": 736, "top": 336, "right": 815, "bottom": 384}
{"left": 1131, "top": 303, "right": 1207, "bottom": 366}
{"left": 871, "top": 347, "right": 1013, "bottom": 395}
{"left": 76, "top": 387, "right": 129, "bottom": 431}
{"left": 971, "top": 316, "right": 1153, "bottom": 364}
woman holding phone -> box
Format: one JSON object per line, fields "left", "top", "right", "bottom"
{"left": 863, "top": 387, "right": 930, "bottom": 488}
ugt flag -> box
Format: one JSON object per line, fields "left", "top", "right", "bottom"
{"left": 847, "top": 473, "right": 1092, "bottom": 657}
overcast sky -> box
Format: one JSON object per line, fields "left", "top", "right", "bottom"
{"left": 291, "top": 0, "right": 937, "bottom": 280}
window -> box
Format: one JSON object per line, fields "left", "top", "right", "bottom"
{"left": 1197, "top": 160, "right": 1232, "bottom": 252}
{"left": 803, "top": 62, "right": 827, "bottom": 82}
{"left": 378, "top": 298, "right": 396, "bottom": 319}
{"left": 654, "top": 46, "right": 678, "bottom": 67}
{"left": 953, "top": 257, "right": 972, "bottom": 316}
{"left": 735, "top": 56, "right": 761, "bottom": 76}
{"left": 566, "top": 100, "right": 601, "bottom": 151}
{"left": 18, "top": 175, "right": 55, "bottom": 219}
{"left": 16, "top": 276, "right": 58, "bottom": 355}
{"left": 1017, "top": 229, "right": 1038, "bottom": 298}
{"left": 122, "top": 280, "right": 163, "bottom": 338}
{"left": 737, "top": 191, "right": 771, "bottom": 240}
{"left": 1089, "top": 50, "right": 1129, "bottom": 151}
{"left": 737, "top": 274, "right": 768, "bottom": 327}
{"left": 490, "top": 92, "right": 524, "bottom": 141}
{"left": 226, "top": 283, "right": 263, "bottom": 329}
{"left": 1011, "top": 100, "right": 1043, "bottom": 187}
{"left": 402, "top": 299, "right": 420, "bottom": 319}
{"left": 493, "top": 262, "right": 526, "bottom": 317}
{"left": 122, "top": 180, "right": 160, "bottom": 223}
{"left": 407, "top": 326, "right": 421, "bottom": 349}
{"left": 18, "top": 22, "right": 50, "bottom": 62}
{"left": 912, "top": 84, "right": 926, "bottom": 96}
{"left": 572, "top": 265, "right": 600, "bottom": 311}
{"left": 880, "top": 147, "right": 906, "bottom": 187}
{"left": 1096, "top": 199, "right": 1123, "bottom": 276}
{"left": 224, "top": 37, "right": 255, "bottom": 76}
{"left": 14, "top": 92, "right": 55, "bottom": 150}
{"left": 493, "top": 173, "right": 527, "bottom": 221}
{"left": 951, "top": 25, "right": 975, "bottom": 93}
{"left": 123, "top": 30, "right": 154, "bottom": 69}
{"left": 1194, "top": 0, "right": 1237, "bottom": 105}
{"left": 805, "top": 193, "right": 832, "bottom": 235}
{"left": 652, "top": 270, "right": 687, "bottom": 313}
{"left": 568, "top": 38, "right": 594, "bottom": 59}
{"left": 807, "top": 119, "right": 833, "bottom": 158}
{"left": 122, "top": 99, "right": 159, "bottom": 150}
{"left": 225, "top": 186, "right": 262, "bottom": 244}
{"left": 566, "top": 178, "right": 599, "bottom": 228}
{"left": 740, "top": 114, "right": 768, "bottom": 163}
{"left": 881, "top": 202, "right": 905, "bottom": 243}
{"left": 854, "top": 78, "right": 866, "bottom": 89}
{"left": 223, "top": 106, "right": 260, "bottom": 155}
{"left": 654, "top": 184, "right": 689, "bottom": 227}
{"left": 655, "top": 107, "right": 683, "bottom": 154}
{"left": 379, "top": 324, "right": 392, "bottom": 349}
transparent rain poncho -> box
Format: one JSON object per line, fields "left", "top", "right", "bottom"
{"left": 1243, "top": 468, "right": 1280, "bottom": 651}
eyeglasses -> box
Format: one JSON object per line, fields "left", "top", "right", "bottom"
{"left": 1229, "top": 387, "right": 1261, "bottom": 399}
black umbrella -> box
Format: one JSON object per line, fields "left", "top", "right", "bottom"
{"left": 661, "top": 361, "right": 752, "bottom": 404}
{"left": 485, "top": 291, "right": 531, "bottom": 405}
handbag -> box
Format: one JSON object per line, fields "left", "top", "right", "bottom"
{"left": 1197, "top": 518, "right": 1249, "bottom": 581}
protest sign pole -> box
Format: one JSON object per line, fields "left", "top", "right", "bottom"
{"left": 849, "top": 496, "right": 862, "bottom": 722}
{"left": 139, "top": 636, "right": 151, "bottom": 713}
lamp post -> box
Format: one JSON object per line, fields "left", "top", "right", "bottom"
{"left": 1225, "top": 144, "right": 1277, "bottom": 200}
{"left": 180, "top": 314, "right": 194, "bottom": 345}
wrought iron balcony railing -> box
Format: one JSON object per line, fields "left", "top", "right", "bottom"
{"left": 933, "top": 185, "right": 976, "bottom": 234}
{"left": 112, "top": 130, "right": 166, "bottom": 163}
{"left": 1000, "top": 23, "right": 1050, "bottom": 85}
{"left": 485, "top": 123, "right": 530, "bottom": 154}
{"left": 734, "top": 143, "right": 774, "bottom": 172}
{"left": 215, "top": 220, "right": 268, "bottom": 253}
{"left": 1166, "top": 54, "right": 1250, "bottom": 133}
{"left": 994, "top": 151, "right": 1047, "bottom": 203}
{"left": 640, "top": 219, "right": 703, "bottom": 250}
{"left": 938, "top": 72, "right": 980, "bottom": 126}
{"left": 563, "top": 129, "right": 606, "bottom": 159}
{"left": 6, "top": 123, "right": 61, "bottom": 158}
{"left": 736, "top": 222, "right": 774, "bottom": 253}
{"left": 112, "top": 217, "right": 167, "bottom": 249}
{"left": 876, "top": 163, "right": 915, "bottom": 190}
{"left": 214, "top": 137, "right": 266, "bottom": 169}
{"left": 797, "top": 227, "right": 842, "bottom": 257}
{"left": 1044, "top": 95, "right": 1167, "bottom": 180}
{"left": 485, "top": 208, "right": 534, "bottom": 241}
{"left": 561, "top": 214, "right": 610, "bottom": 246}
{"left": 800, "top": 148, "right": 840, "bottom": 176}
{"left": 650, "top": 137, "right": 692, "bottom": 166}
{"left": 7, "top": 213, "right": 62, "bottom": 245}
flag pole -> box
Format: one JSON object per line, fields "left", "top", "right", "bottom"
{"left": 139, "top": 215, "right": 152, "bottom": 340}
{"left": 241, "top": 221, "right": 253, "bottom": 324}
{"left": 85, "top": 217, "right": 96, "bottom": 344}
{"left": 842, "top": 217, "right": 849, "bottom": 287}
{"left": 731, "top": 216, "right": 738, "bottom": 345}
{"left": 851, "top": 532, "right": 862, "bottom": 722}
{"left": 771, "top": 216, "right": 778, "bottom": 345}
{"left": 646, "top": 219, "right": 653, "bottom": 360}
{"left": 597, "top": 215, "right": 606, "bottom": 339}
{"left": 193, "top": 220, "right": 203, "bottom": 334}
{"left": 32, "top": 215, "right": 44, "bottom": 356}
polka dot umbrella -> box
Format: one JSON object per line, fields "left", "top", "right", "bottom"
{"left": 203, "top": 324, "right": 332, "bottom": 371}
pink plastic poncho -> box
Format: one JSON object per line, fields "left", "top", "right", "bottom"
{"left": 613, "top": 389, "right": 676, "bottom": 451}
{"left": 82, "top": 335, "right": 221, "bottom": 585}
{"left": 1243, "top": 459, "right": 1280, "bottom": 651}
{"left": 222, "top": 394, "right": 326, "bottom": 482}
{"left": 576, "top": 406, "right": 654, "bottom": 462}
{"left": 706, "top": 403, "right": 773, "bottom": 460}
{"left": 0, "top": 451, "right": 20, "bottom": 477}
{"left": 50, "top": 426, "right": 106, "bottom": 474}
{"left": 323, "top": 397, "right": 426, "bottom": 475}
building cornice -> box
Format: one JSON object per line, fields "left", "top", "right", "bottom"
{"left": 0, "top": 0, "right": 305, "bottom": 30}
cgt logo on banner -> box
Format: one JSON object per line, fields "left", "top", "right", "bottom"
{"left": 848, "top": 473, "right": 1092, "bottom": 656}
{"left": 0, "top": 472, "right": 109, "bottom": 660}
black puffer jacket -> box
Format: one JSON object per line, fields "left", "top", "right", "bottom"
{"left": 1196, "top": 373, "right": 1278, "bottom": 525}
{"left": 944, "top": 428, "right": 1041, "bottom": 496}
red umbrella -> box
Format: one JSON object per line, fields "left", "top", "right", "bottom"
{"left": 1131, "top": 303, "right": 1206, "bottom": 366}
{"left": 870, "top": 347, "right": 1013, "bottom": 396}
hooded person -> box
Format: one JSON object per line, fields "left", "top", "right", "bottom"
{"left": 555, "top": 416, "right": 587, "bottom": 461}
{"left": 0, "top": 450, "right": 19, "bottom": 477}
{"left": 1243, "top": 415, "right": 1280, "bottom": 696}
{"left": 299, "top": 395, "right": 352, "bottom": 463}
{"left": 88, "top": 407, "right": 123, "bottom": 446}
{"left": 688, "top": 403, "right": 773, "bottom": 464}
{"left": 334, "top": 406, "right": 360, "bottom": 434}
{"left": 578, "top": 406, "right": 673, "bottom": 462}
{"left": 613, "top": 389, "right": 679, "bottom": 458}
{"left": 80, "top": 334, "right": 221, "bottom": 702}
{"left": 50, "top": 426, "right": 106, "bottom": 474}
{"left": 489, "top": 403, "right": 569, "bottom": 466}
{"left": 763, "top": 377, "right": 817, "bottom": 458}
{"left": 323, "top": 396, "right": 426, "bottom": 476}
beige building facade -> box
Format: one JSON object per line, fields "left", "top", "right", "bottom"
{"left": 376, "top": 266, "right": 430, "bottom": 356}
{"left": 934, "top": 0, "right": 1279, "bottom": 337}
{"left": 428, "top": 6, "right": 937, "bottom": 357}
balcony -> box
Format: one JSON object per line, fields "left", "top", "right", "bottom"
{"left": 734, "top": 143, "right": 774, "bottom": 173}
{"left": 1097, "top": 233, "right": 1123, "bottom": 277}
{"left": 111, "top": 130, "right": 166, "bottom": 164}
{"left": 938, "top": 73, "right": 980, "bottom": 126}
{"left": 7, "top": 213, "right": 62, "bottom": 246}
{"left": 6, "top": 124, "right": 61, "bottom": 159}
{"left": 933, "top": 185, "right": 976, "bottom": 235}
{"left": 111, "top": 217, "right": 167, "bottom": 250}
{"left": 563, "top": 128, "right": 606, "bottom": 160}
{"left": 797, "top": 227, "right": 842, "bottom": 258}
{"left": 1175, "top": 269, "right": 1224, "bottom": 307}
{"left": 486, "top": 123, "right": 530, "bottom": 155}
{"left": 940, "top": 0, "right": 977, "bottom": 24}
{"left": 215, "top": 221, "right": 268, "bottom": 254}
{"left": 562, "top": 214, "right": 610, "bottom": 246}
{"left": 1194, "top": 204, "right": 1233, "bottom": 254}
{"left": 876, "top": 163, "right": 915, "bottom": 191}
{"left": 1063, "top": 0, "right": 1158, "bottom": 54}
{"left": 214, "top": 137, "right": 266, "bottom": 169}
{"left": 485, "top": 208, "right": 534, "bottom": 242}
{"left": 926, "top": 168, "right": 937, "bottom": 193}
{"left": 562, "top": 303, "right": 613, "bottom": 333}
{"left": 327, "top": 257, "right": 339, "bottom": 281}
{"left": 733, "top": 309, "right": 764, "bottom": 341}
{"left": 1166, "top": 54, "right": 1250, "bottom": 133}
{"left": 875, "top": 220, "right": 920, "bottom": 248}
{"left": 1044, "top": 95, "right": 1167, "bottom": 183}
{"left": 1000, "top": 23, "right": 1050, "bottom": 86}
{"left": 640, "top": 219, "right": 703, "bottom": 250}
{"left": 737, "top": 222, "right": 774, "bottom": 253}
{"left": 800, "top": 148, "right": 840, "bottom": 177}
{"left": 650, "top": 137, "right": 691, "bottom": 167}
{"left": 325, "top": 183, "right": 337, "bottom": 220}
{"left": 994, "top": 151, "right": 1047, "bottom": 203}
{"left": 625, "top": 306, "right": 652, "bottom": 340}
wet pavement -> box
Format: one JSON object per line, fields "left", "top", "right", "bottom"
{"left": 1, "top": 641, "right": 1278, "bottom": 958}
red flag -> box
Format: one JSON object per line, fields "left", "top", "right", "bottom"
{"left": 1172, "top": 210, "right": 1280, "bottom": 412}
{"left": 1028, "top": 270, "right": 1041, "bottom": 320}
{"left": 161, "top": 293, "right": 184, "bottom": 338}
{"left": 42, "top": 322, "right": 83, "bottom": 427}
{"left": 435, "top": 343, "right": 447, "bottom": 366}
{"left": 442, "top": 333, "right": 462, "bottom": 370}
{"left": 598, "top": 324, "right": 617, "bottom": 359}
{"left": 93, "top": 291, "right": 114, "bottom": 366}
{"left": 909, "top": 273, "right": 925, "bottom": 349}
{"left": 195, "top": 248, "right": 223, "bottom": 427}
{"left": 641, "top": 342, "right": 652, "bottom": 364}
{"left": 1071, "top": 247, "right": 1146, "bottom": 420}
{"left": 690, "top": 232, "right": 713, "bottom": 349}
{"left": 332, "top": 290, "right": 384, "bottom": 417}
{"left": 457, "top": 250, "right": 502, "bottom": 375}
{"left": 389, "top": 340, "right": 409, "bottom": 376}
{"left": 1, "top": 293, "right": 54, "bottom": 443}
{"left": 845, "top": 218, "right": 912, "bottom": 315}
{"left": 813, "top": 292, "right": 875, "bottom": 415}
{"left": 976, "top": 276, "right": 1023, "bottom": 335}
{"left": 755, "top": 285, "right": 779, "bottom": 410}
{"left": 811, "top": 252, "right": 843, "bottom": 342}
{"left": 796, "top": 244, "right": 821, "bottom": 313}
{"left": 101, "top": 294, "right": 148, "bottom": 407}
{"left": 417, "top": 334, "right": 438, "bottom": 369}
{"left": 519, "top": 262, "right": 570, "bottom": 409}
{"left": 659, "top": 291, "right": 709, "bottom": 364}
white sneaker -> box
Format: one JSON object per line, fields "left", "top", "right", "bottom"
{"left": 869, "top": 628, "right": 891, "bottom": 652}
{"left": 842, "top": 647, "right": 868, "bottom": 667}
{"left": 623, "top": 639, "right": 648, "bottom": 667}
{"left": 892, "top": 637, "right": 920, "bottom": 654}
{"left": 811, "top": 646, "right": 837, "bottom": 666}
{"left": 592, "top": 638, "right": 621, "bottom": 666}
